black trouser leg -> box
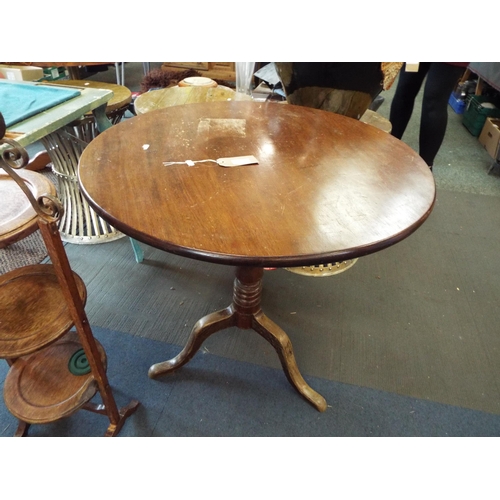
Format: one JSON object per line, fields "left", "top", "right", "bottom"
{"left": 389, "top": 63, "right": 430, "bottom": 139}
{"left": 419, "top": 63, "right": 465, "bottom": 166}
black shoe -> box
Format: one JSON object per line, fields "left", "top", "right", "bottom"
{"left": 369, "top": 95, "right": 385, "bottom": 112}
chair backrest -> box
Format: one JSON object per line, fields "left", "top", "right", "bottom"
{"left": 274, "top": 62, "right": 401, "bottom": 119}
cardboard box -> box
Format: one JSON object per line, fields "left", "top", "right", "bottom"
{"left": 478, "top": 117, "right": 500, "bottom": 160}
{"left": 0, "top": 64, "right": 44, "bottom": 81}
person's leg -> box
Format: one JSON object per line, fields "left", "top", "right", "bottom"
{"left": 389, "top": 63, "right": 430, "bottom": 139}
{"left": 419, "top": 63, "right": 465, "bottom": 167}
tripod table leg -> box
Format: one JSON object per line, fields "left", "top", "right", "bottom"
{"left": 148, "top": 306, "right": 237, "bottom": 378}
{"left": 148, "top": 266, "right": 328, "bottom": 412}
{"left": 252, "top": 311, "right": 327, "bottom": 412}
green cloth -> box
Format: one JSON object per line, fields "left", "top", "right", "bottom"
{"left": 0, "top": 80, "right": 80, "bottom": 127}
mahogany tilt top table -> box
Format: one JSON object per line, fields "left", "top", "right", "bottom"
{"left": 78, "top": 101, "right": 436, "bottom": 411}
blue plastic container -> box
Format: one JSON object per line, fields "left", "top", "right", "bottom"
{"left": 448, "top": 93, "right": 466, "bottom": 114}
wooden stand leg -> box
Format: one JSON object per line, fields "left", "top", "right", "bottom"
{"left": 39, "top": 220, "right": 140, "bottom": 436}
{"left": 83, "top": 400, "right": 140, "bottom": 437}
{"left": 103, "top": 400, "right": 141, "bottom": 437}
{"left": 149, "top": 266, "right": 327, "bottom": 412}
{"left": 14, "top": 420, "right": 31, "bottom": 437}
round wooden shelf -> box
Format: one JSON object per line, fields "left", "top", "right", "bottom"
{"left": 3, "top": 331, "right": 107, "bottom": 424}
{"left": 0, "top": 168, "right": 56, "bottom": 248}
{"left": 0, "top": 264, "right": 87, "bottom": 358}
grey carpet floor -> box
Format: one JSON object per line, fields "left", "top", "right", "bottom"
{"left": 63, "top": 184, "right": 500, "bottom": 417}
{"left": 2, "top": 326, "right": 499, "bottom": 436}
{"left": 0, "top": 231, "right": 47, "bottom": 274}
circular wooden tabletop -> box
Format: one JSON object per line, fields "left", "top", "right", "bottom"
{"left": 79, "top": 101, "right": 436, "bottom": 267}
{"left": 134, "top": 85, "right": 251, "bottom": 115}
{"left": 51, "top": 79, "right": 132, "bottom": 112}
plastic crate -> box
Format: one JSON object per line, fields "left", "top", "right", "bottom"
{"left": 37, "top": 66, "right": 69, "bottom": 82}
{"left": 448, "top": 93, "right": 466, "bottom": 114}
{"left": 462, "top": 94, "right": 500, "bottom": 136}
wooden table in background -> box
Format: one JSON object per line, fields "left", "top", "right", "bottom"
{"left": 48, "top": 79, "right": 131, "bottom": 113}
{"left": 134, "top": 85, "right": 251, "bottom": 115}
{"left": 79, "top": 101, "right": 435, "bottom": 411}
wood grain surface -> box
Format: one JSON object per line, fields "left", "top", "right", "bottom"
{"left": 134, "top": 85, "right": 249, "bottom": 115}
{"left": 0, "top": 265, "right": 87, "bottom": 358}
{"left": 47, "top": 79, "right": 132, "bottom": 112}
{"left": 79, "top": 101, "right": 435, "bottom": 267}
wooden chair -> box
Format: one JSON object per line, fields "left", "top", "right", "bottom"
{"left": 0, "top": 133, "right": 139, "bottom": 436}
